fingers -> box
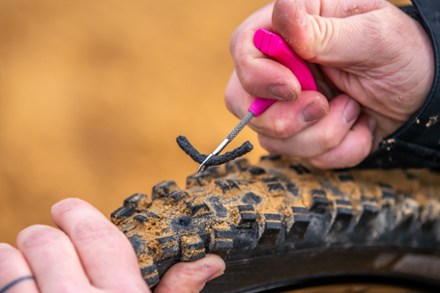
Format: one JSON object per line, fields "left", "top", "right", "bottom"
{"left": 256, "top": 94, "right": 374, "bottom": 168}
{"left": 154, "top": 254, "right": 225, "bottom": 293}
{"left": 50, "top": 198, "right": 148, "bottom": 292}
{"left": 16, "top": 225, "right": 90, "bottom": 292}
{"left": 229, "top": 3, "right": 300, "bottom": 101}
{"left": 225, "top": 71, "right": 328, "bottom": 137}
{"left": 0, "top": 243, "right": 38, "bottom": 293}
{"left": 225, "top": 71, "right": 255, "bottom": 118}
{"left": 309, "top": 114, "right": 374, "bottom": 168}
{"left": 257, "top": 94, "right": 359, "bottom": 157}
{"left": 250, "top": 91, "right": 329, "bottom": 138}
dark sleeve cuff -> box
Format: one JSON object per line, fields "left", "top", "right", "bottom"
{"left": 358, "top": 0, "right": 440, "bottom": 170}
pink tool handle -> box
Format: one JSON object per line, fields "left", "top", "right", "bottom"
{"left": 249, "top": 28, "right": 317, "bottom": 117}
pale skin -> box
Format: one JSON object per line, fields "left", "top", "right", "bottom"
{"left": 226, "top": 0, "right": 435, "bottom": 168}
{"left": 0, "top": 198, "right": 225, "bottom": 293}
{"left": 0, "top": 1, "right": 435, "bottom": 292}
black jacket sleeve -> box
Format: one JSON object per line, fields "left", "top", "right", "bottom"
{"left": 358, "top": 0, "right": 440, "bottom": 170}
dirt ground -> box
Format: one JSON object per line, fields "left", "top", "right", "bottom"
{"left": 0, "top": 0, "right": 410, "bottom": 245}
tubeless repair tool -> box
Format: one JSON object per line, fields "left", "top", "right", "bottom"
{"left": 177, "top": 28, "right": 317, "bottom": 172}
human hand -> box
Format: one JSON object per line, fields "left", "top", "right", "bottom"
{"left": 226, "top": 0, "right": 434, "bottom": 168}
{"left": 0, "top": 198, "right": 225, "bottom": 293}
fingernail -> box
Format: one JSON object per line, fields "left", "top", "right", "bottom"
{"left": 302, "top": 102, "right": 326, "bottom": 123}
{"left": 207, "top": 267, "right": 225, "bottom": 281}
{"left": 269, "top": 84, "right": 295, "bottom": 101}
{"left": 203, "top": 254, "right": 226, "bottom": 281}
{"left": 343, "top": 99, "right": 361, "bottom": 123}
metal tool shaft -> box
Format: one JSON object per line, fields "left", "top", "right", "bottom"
{"left": 226, "top": 111, "right": 254, "bottom": 140}
{"left": 197, "top": 111, "right": 254, "bottom": 172}
{"left": 197, "top": 29, "right": 317, "bottom": 173}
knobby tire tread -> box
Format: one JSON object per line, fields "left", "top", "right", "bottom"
{"left": 111, "top": 156, "right": 440, "bottom": 292}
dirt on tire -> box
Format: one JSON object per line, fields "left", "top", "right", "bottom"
{"left": 111, "top": 155, "right": 440, "bottom": 289}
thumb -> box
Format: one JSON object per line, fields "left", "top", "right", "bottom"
{"left": 154, "top": 255, "right": 225, "bottom": 293}
{"left": 272, "top": 0, "right": 388, "bottom": 64}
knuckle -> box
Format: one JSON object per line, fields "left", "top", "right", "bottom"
{"left": 233, "top": 60, "right": 260, "bottom": 95}
{"left": 272, "top": 119, "right": 294, "bottom": 139}
{"left": 238, "top": 70, "right": 255, "bottom": 92}
{"left": 317, "top": 130, "right": 341, "bottom": 151}
{"left": 224, "top": 87, "right": 234, "bottom": 110}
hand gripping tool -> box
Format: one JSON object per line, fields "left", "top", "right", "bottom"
{"left": 197, "top": 28, "right": 317, "bottom": 173}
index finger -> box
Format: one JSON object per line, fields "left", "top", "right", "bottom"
{"left": 51, "top": 198, "right": 149, "bottom": 292}
{"left": 230, "top": 3, "right": 301, "bottom": 101}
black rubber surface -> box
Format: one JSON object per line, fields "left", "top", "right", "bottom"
{"left": 111, "top": 156, "right": 440, "bottom": 292}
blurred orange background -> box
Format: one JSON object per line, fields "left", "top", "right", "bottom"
{"left": 0, "top": 0, "right": 410, "bottom": 244}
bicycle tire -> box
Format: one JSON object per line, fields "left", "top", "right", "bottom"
{"left": 111, "top": 155, "right": 440, "bottom": 292}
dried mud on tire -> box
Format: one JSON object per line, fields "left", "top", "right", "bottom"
{"left": 111, "top": 156, "right": 440, "bottom": 292}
